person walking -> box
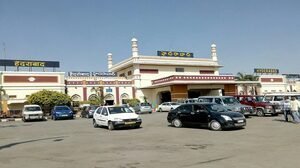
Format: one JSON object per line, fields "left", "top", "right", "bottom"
{"left": 290, "top": 96, "right": 300, "bottom": 123}
{"left": 282, "top": 96, "right": 291, "bottom": 122}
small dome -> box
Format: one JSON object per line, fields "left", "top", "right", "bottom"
{"left": 131, "top": 38, "right": 138, "bottom": 42}
{"left": 211, "top": 43, "right": 216, "bottom": 47}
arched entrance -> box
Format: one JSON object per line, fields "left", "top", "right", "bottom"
{"left": 104, "top": 94, "right": 114, "bottom": 105}
{"left": 71, "top": 94, "right": 81, "bottom": 111}
{"left": 158, "top": 91, "right": 171, "bottom": 104}
{"left": 120, "top": 93, "right": 129, "bottom": 104}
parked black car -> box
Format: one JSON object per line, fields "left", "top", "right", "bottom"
{"left": 81, "top": 105, "right": 100, "bottom": 118}
{"left": 167, "top": 103, "right": 246, "bottom": 131}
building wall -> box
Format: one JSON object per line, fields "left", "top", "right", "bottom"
{"left": 259, "top": 75, "right": 287, "bottom": 94}
{"left": 138, "top": 64, "right": 218, "bottom": 87}
{"left": 0, "top": 71, "right": 65, "bottom": 111}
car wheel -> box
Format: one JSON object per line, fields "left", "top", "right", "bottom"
{"left": 93, "top": 119, "right": 98, "bottom": 128}
{"left": 159, "top": 108, "right": 162, "bottom": 112}
{"left": 108, "top": 122, "right": 114, "bottom": 130}
{"left": 209, "top": 120, "right": 222, "bottom": 131}
{"left": 256, "top": 109, "right": 264, "bottom": 117}
{"left": 172, "top": 118, "right": 182, "bottom": 128}
{"left": 135, "top": 125, "right": 141, "bottom": 129}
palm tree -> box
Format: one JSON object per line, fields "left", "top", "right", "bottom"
{"left": 235, "top": 72, "right": 259, "bottom": 95}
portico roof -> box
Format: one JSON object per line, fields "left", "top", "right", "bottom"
{"left": 141, "top": 75, "right": 236, "bottom": 89}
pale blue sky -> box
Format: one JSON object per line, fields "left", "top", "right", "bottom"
{"left": 1, "top": 0, "right": 300, "bottom": 74}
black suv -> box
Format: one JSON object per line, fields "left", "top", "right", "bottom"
{"left": 167, "top": 103, "right": 246, "bottom": 131}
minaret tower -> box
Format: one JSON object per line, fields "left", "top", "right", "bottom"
{"left": 107, "top": 53, "right": 113, "bottom": 72}
{"left": 131, "top": 38, "right": 139, "bottom": 57}
{"left": 211, "top": 43, "right": 218, "bottom": 61}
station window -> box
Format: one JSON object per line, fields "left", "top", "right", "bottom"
{"left": 9, "top": 95, "right": 17, "bottom": 99}
{"left": 175, "top": 68, "right": 184, "bottom": 72}
{"left": 119, "top": 73, "right": 125, "bottom": 77}
{"left": 128, "top": 71, "right": 132, "bottom": 76}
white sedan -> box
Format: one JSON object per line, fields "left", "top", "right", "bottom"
{"left": 157, "top": 102, "right": 180, "bottom": 112}
{"left": 93, "top": 106, "right": 142, "bottom": 130}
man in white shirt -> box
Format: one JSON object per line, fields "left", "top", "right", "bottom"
{"left": 281, "top": 96, "right": 291, "bottom": 122}
{"left": 290, "top": 96, "right": 300, "bottom": 123}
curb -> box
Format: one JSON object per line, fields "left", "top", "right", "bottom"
{"left": 0, "top": 115, "right": 81, "bottom": 123}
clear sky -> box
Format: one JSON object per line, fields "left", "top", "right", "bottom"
{"left": 1, "top": 0, "right": 299, "bottom": 74}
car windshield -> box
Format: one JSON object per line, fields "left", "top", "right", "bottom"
{"left": 204, "top": 104, "right": 228, "bottom": 112}
{"left": 198, "top": 98, "right": 213, "bottom": 103}
{"left": 170, "top": 102, "right": 179, "bottom": 105}
{"left": 222, "top": 97, "right": 239, "bottom": 104}
{"left": 25, "top": 106, "right": 41, "bottom": 111}
{"left": 108, "top": 107, "right": 133, "bottom": 114}
{"left": 56, "top": 107, "right": 70, "bottom": 111}
{"left": 141, "top": 103, "right": 151, "bottom": 106}
{"left": 255, "top": 96, "right": 264, "bottom": 102}
{"left": 90, "top": 106, "right": 99, "bottom": 110}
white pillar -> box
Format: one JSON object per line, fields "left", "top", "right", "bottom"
{"left": 131, "top": 38, "right": 138, "bottom": 57}
{"left": 107, "top": 53, "right": 113, "bottom": 72}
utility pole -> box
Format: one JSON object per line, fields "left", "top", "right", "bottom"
{"left": 3, "top": 42, "right": 7, "bottom": 71}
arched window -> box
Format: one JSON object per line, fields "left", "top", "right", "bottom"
{"left": 71, "top": 94, "right": 81, "bottom": 101}
{"left": 104, "top": 94, "right": 114, "bottom": 100}
{"left": 88, "top": 94, "right": 98, "bottom": 101}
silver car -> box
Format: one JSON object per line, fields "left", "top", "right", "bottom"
{"left": 132, "top": 103, "right": 153, "bottom": 114}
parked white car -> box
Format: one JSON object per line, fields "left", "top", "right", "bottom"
{"left": 157, "top": 102, "right": 180, "bottom": 112}
{"left": 93, "top": 106, "right": 142, "bottom": 130}
{"left": 22, "top": 104, "right": 45, "bottom": 122}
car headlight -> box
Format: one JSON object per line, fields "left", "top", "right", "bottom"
{"left": 234, "top": 107, "right": 241, "bottom": 111}
{"left": 69, "top": 111, "right": 73, "bottom": 113}
{"left": 137, "top": 116, "right": 142, "bottom": 121}
{"left": 114, "top": 118, "right": 123, "bottom": 122}
{"left": 265, "top": 105, "right": 272, "bottom": 109}
{"left": 221, "top": 115, "right": 232, "bottom": 121}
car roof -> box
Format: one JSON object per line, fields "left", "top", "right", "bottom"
{"left": 54, "top": 105, "right": 68, "bottom": 107}
{"left": 24, "top": 104, "right": 40, "bottom": 107}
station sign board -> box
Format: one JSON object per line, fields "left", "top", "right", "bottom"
{"left": 68, "top": 71, "right": 117, "bottom": 77}
{"left": 254, "top": 68, "right": 279, "bottom": 74}
{"left": 0, "top": 59, "right": 60, "bottom": 68}
{"left": 283, "top": 74, "right": 300, "bottom": 79}
{"left": 157, "top": 51, "right": 193, "bottom": 58}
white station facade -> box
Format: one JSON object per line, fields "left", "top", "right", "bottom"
{"left": 2, "top": 38, "right": 299, "bottom": 115}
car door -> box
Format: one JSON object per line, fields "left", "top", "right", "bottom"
{"left": 176, "top": 104, "right": 193, "bottom": 125}
{"left": 94, "top": 107, "right": 103, "bottom": 125}
{"left": 161, "top": 103, "right": 167, "bottom": 111}
{"left": 166, "top": 103, "right": 172, "bottom": 111}
{"left": 193, "top": 104, "right": 209, "bottom": 127}
{"left": 99, "top": 107, "right": 109, "bottom": 126}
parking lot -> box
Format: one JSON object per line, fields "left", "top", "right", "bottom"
{"left": 0, "top": 113, "right": 300, "bottom": 168}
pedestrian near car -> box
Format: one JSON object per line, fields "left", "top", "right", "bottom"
{"left": 290, "top": 96, "right": 300, "bottom": 123}
{"left": 282, "top": 96, "right": 291, "bottom": 122}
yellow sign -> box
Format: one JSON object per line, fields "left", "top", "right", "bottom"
{"left": 157, "top": 51, "right": 193, "bottom": 58}
{"left": 14, "top": 61, "right": 45, "bottom": 67}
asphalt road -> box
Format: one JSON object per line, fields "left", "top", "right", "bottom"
{"left": 0, "top": 113, "right": 299, "bottom": 168}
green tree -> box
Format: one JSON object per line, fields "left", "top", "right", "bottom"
{"left": 235, "top": 72, "right": 260, "bottom": 95}
{"left": 124, "top": 98, "right": 140, "bottom": 107}
{"left": 27, "top": 90, "right": 72, "bottom": 114}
